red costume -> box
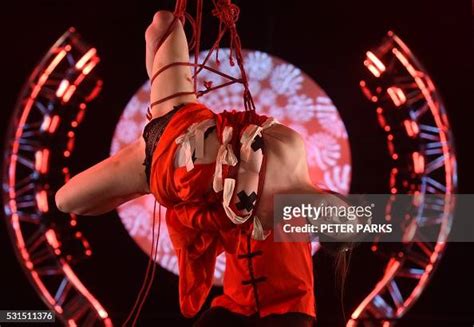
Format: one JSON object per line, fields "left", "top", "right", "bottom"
{"left": 149, "top": 102, "right": 315, "bottom": 319}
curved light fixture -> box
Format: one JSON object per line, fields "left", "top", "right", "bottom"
{"left": 351, "top": 31, "right": 457, "bottom": 326}
{"left": 2, "top": 28, "right": 109, "bottom": 326}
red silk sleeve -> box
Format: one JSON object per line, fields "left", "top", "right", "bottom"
{"left": 166, "top": 165, "right": 241, "bottom": 317}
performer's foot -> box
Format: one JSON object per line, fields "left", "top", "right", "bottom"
{"left": 145, "top": 10, "right": 196, "bottom": 118}
{"left": 145, "top": 10, "right": 176, "bottom": 79}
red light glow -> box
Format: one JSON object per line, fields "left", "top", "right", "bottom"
{"left": 34, "top": 149, "right": 50, "bottom": 174}
{"left": 45, "top": 229, "right": 61, "bottom": 249}
{"left": 366, "top": 51, "right": 386, "bottom": 72}
{"left": 404, "top": 120, "right": 419, "bottom": 137}
{"left": 365, "top": 61, "right": 382, "bottom": 77}
{"left": 35, "top": 190, "right": 49, "bottom": 213}
{"left": 61, "top": 264, "right": 110, "bottom": 320}
{"left": 82, "top": 59, "right": 98, "bottom": 75}
{"left": 62, "top": 85, "right": 77, "bottom": 103}
{"left": 387, "top": 86, "right": 407, "bottom": 107}
{"left": 412, "top": 151, "right": 425, "bottom": 174}
{"left": 56, "top": 79, "right": 70, "bottom": 98}
{"left": 75, "top": 48, "right": 97, "bottom": 70}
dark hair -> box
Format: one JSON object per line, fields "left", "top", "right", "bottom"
{"left": 320, "top": 238, "right": 357, "bottom": 320}
{"left": 316, "top": 189, "right": 364, "bottom": 319}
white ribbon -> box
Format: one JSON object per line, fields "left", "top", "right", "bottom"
{"left": 212, "top": 126, "right": 238, "bottom": 192}
{"left": 219, "top": 117, "right": 279, "bottom": 227}
{"left": 223, "top": 180, "right": 269, "bottom": 239}
{"left": 222, "top": 178, "right": 251, "bottom": 224}
{"left": 251, "top": 216, "right": 271, "bottom": 241}
{"left": 175, "top": 119, "right": 216, "bottom": 172}
{"left": 240, "top": 117, "right": 278, "bottom": 162}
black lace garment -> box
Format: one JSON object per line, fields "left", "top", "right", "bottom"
{"left": 142, "top": 103, "right": 187, "bottom": 186}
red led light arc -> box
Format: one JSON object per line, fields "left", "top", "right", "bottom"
{"left": 351, "top": 32, "right": 457, "bottom": 326}
{"left": 2, "top": 29, "right": 111, "bottom": 326}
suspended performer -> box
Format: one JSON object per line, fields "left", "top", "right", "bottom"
{"left": 55, "top": 4, "right": 364, "bottom": 326}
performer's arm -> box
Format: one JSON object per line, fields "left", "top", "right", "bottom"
{"left": 55, "top": 137, "right": 150, "bottom": 215}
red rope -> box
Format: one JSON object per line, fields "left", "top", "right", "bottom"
{"left": 149, "top": 0, "right": 256, "bottom": 113}
{"left": 131, "top": 203, "right": 162, "bottom": 326}
{"left": 149, "top": 61, "right": 243, "bottom": 111}
{"left": 210, "top": 0, "right": 255, "bottom": 111}
{"left": 151, "top": 61, "right": 242, "bottom": 86}
{"left": 122, "top": 201, "right": 161, "bottom": 326}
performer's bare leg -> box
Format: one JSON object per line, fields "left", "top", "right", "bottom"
{"left": 54, "top": 11, "right": 197, "bottom": 215}
{"left": 145, "top": 11, "right": 198, "bottom": 118}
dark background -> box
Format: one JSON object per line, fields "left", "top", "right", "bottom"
{"left": 0, "top": 0, "right": 472, "bottom": 326}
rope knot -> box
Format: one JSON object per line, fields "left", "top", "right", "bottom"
{"left": 212, "top": 0, "right": 240, "bottom": 28}
{"left": 204, "top": 80, "right": 213, "bottom": 89}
